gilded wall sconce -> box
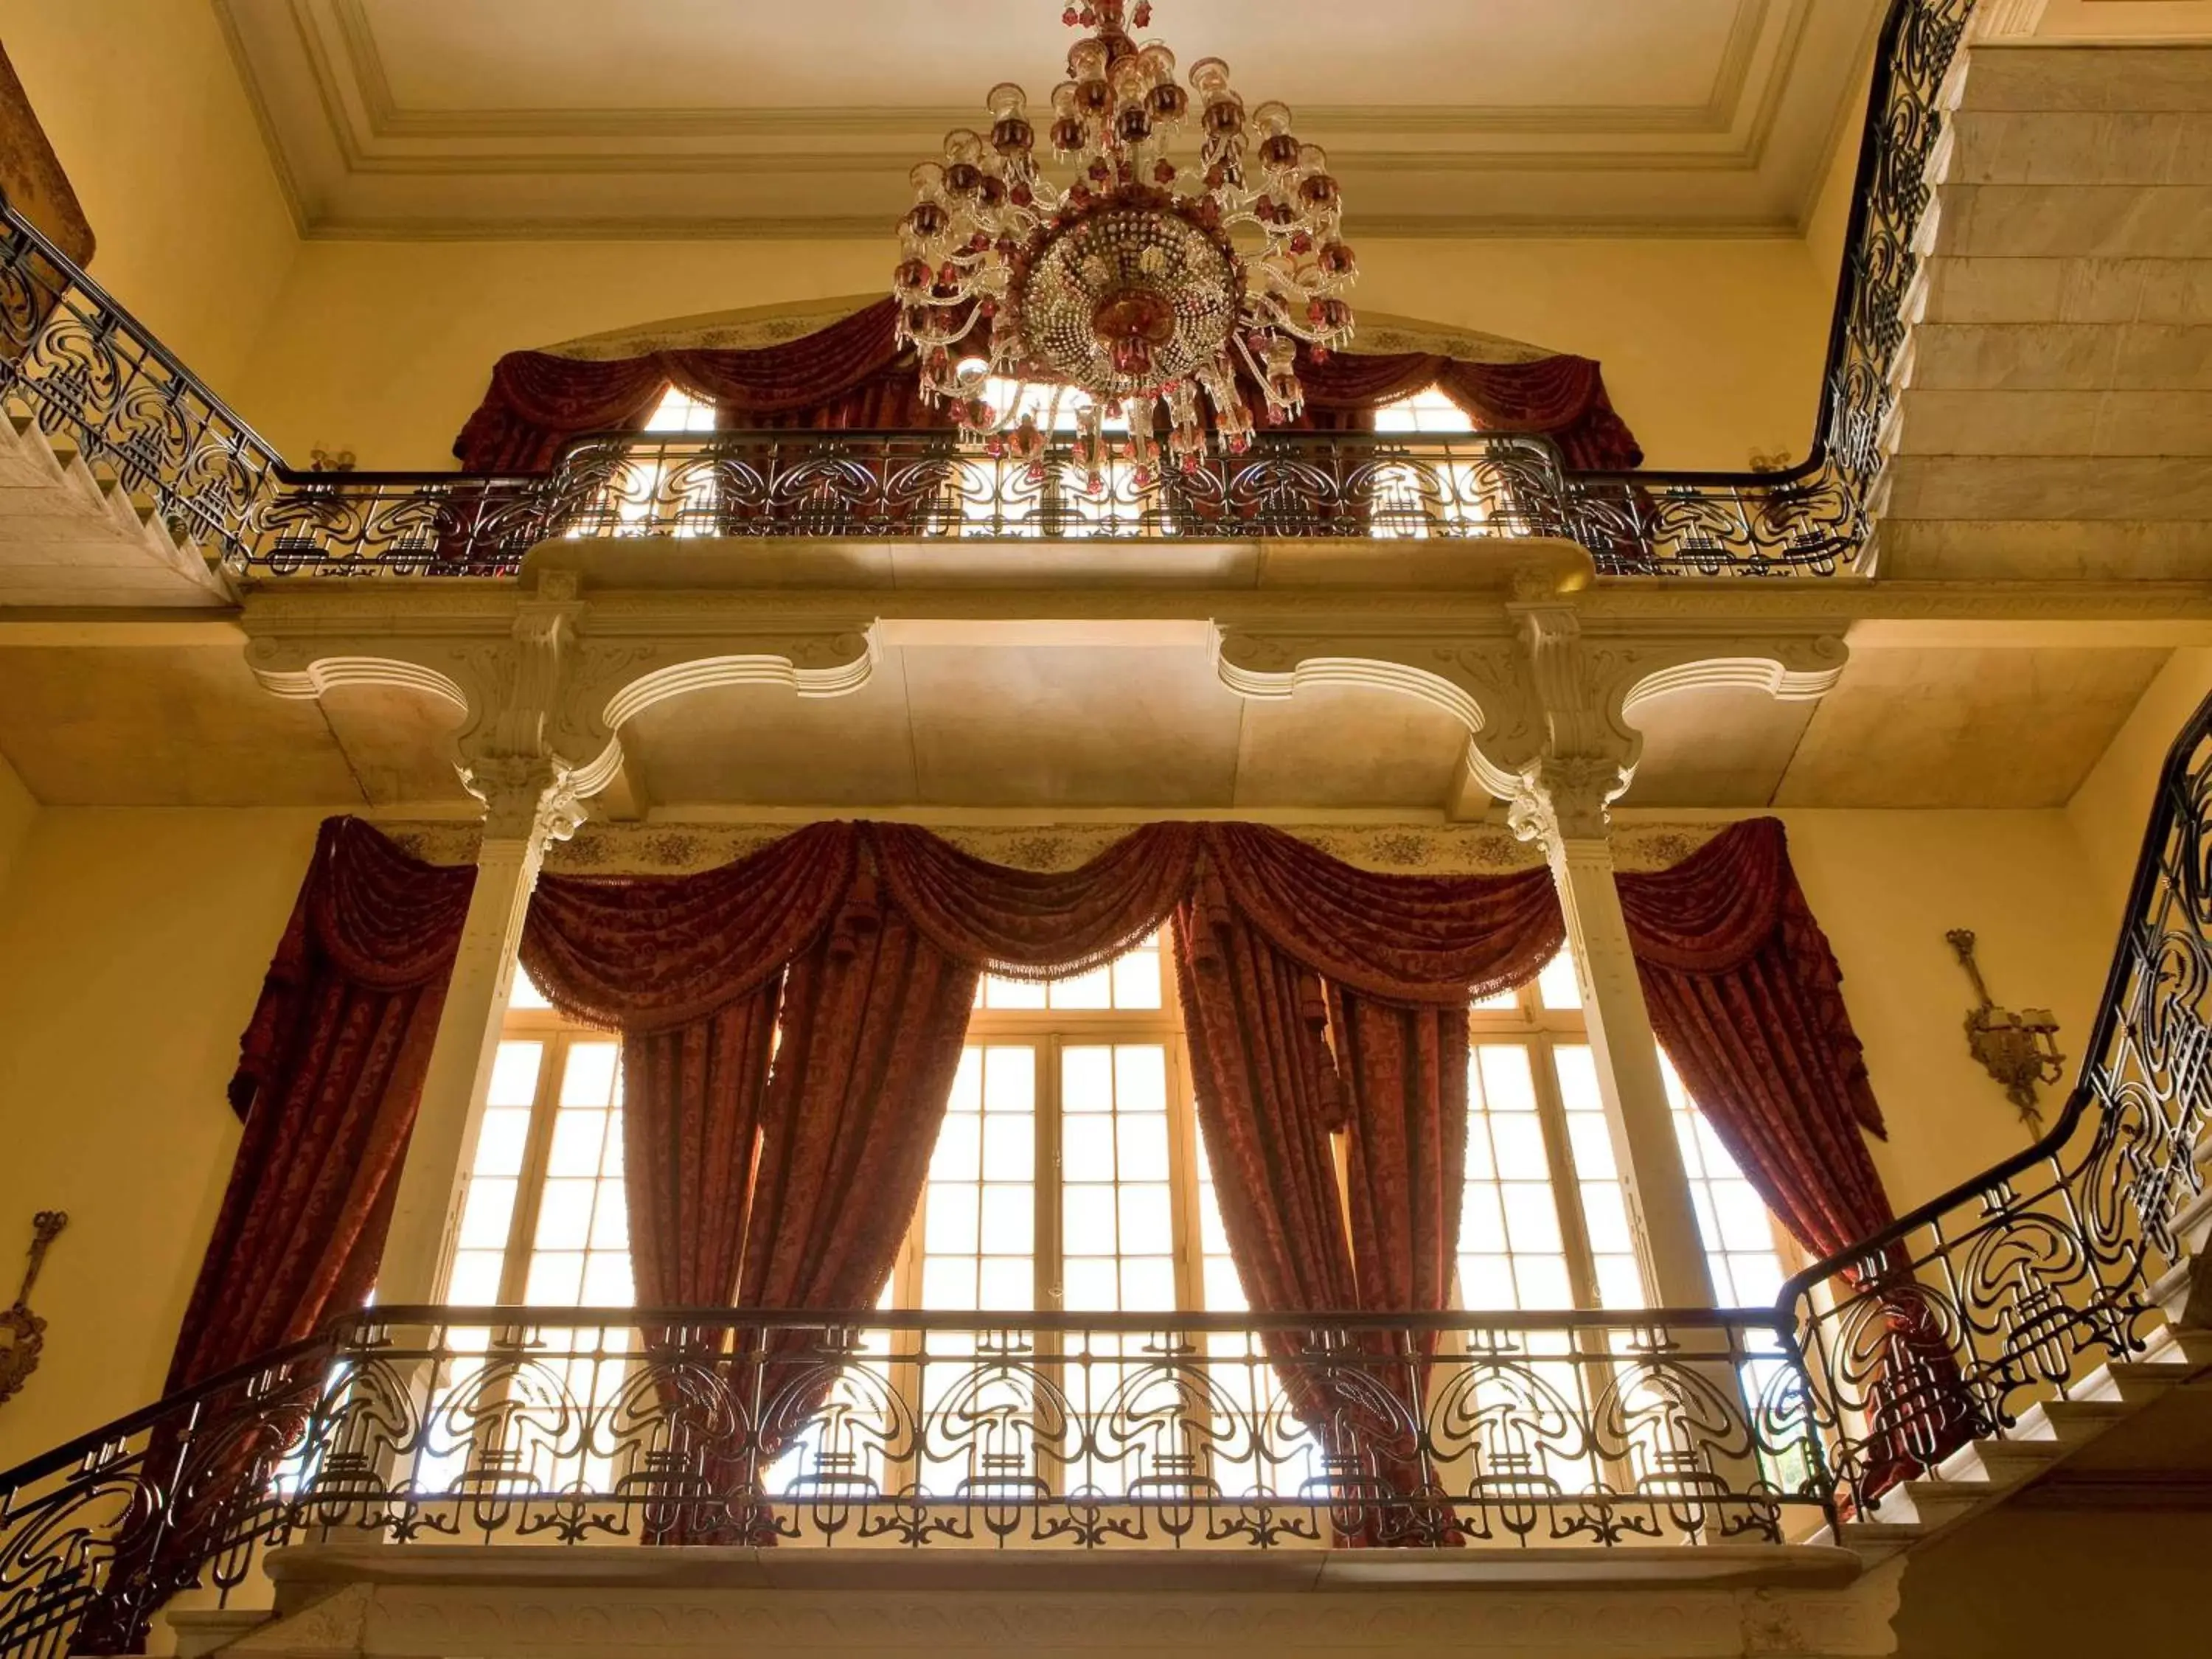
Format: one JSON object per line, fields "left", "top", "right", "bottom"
{"left": 0, "top": 1210, "right": 68, "bottom": 1409}
{"left": 1946, "top": 929, "right": 2065, "bottom": 1131}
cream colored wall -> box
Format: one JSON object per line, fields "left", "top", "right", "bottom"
{"left": 2066, "top": 647, "right": 2212, "bottom": 942}
{"left": 0, "top": 807, "right": 326, "bottom": 1471}
{"left": 227, "top": 234, "right": 1839, "bottom": 474}
{"left": 0, "top": 0, "right": 300, "bottom": 393}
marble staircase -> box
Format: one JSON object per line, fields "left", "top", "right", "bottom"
{"left": 1875, "top": 39, "right": 2212, "bottom": 579}
{"left": 0, "top": 401, "right": 232, "bottom": 607}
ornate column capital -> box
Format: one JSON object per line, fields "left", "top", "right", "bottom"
{"left": 461, "top": 753, "right": 586, "bottom": 847}
{"left": 1505, "top": 753, "right": 1632, "bottom": 849}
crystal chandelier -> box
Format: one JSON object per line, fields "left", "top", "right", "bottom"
{"left": 892, "top": 0, "right": 1357, "bottom": 481}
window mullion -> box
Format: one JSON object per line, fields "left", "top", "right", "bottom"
{"left": 1526, "top": 1031, "right": 1602, "bottom": 1312}
{"left": 502, "top": 1030, "right": 568, "bottom": 1305}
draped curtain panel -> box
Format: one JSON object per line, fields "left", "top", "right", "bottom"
{"left": 78, "top": 821, "right": 476, "bottom": 1654}
{"left": 1287, "top": 348, "right": 1644, "bottom": 470}
{"left": 1614, "top": 818, "right": 1969, "bottom": 1496}
{"left": 452, "top": 299, "right": 950, "bottom": 473}
{"left": 181, "top": 818, "right": 476, "bottom": 1392}
{"left": 451, "top": 300, "right": 1644, "bottom": 474}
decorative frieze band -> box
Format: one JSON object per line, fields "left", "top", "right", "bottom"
{"left": 374, "top": 818, "right": 1733, "bottom": 878}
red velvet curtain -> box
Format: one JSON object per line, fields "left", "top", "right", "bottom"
{"left": 181, "top": 817, "right": 477, "bottom": 1390}
{"left": 453, "top": 299, "right": 1642, "bottom": 474}
{"left": 452, "top": 299, "right": 950, "bottom": 473}
{"left": 77, "top": 821, "right": 476, "bottom": 1655}
{"left": 1615, "top": 818, "right": 1969, "bottom": 1495}
{"left": 1172, "top": 828, "right": 1562, "bottom": 1543}
{"left": 1281, "top": 347, "right": 1644, "bottom": 470}
{"left": 500, "top": 815, "right": 1907, "bottom": 1537}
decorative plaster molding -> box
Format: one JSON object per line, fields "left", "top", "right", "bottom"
{"left": 375, "top": 818, "right": 1735, "bottom": 878}
{"left": 245, "top": 650, "right": 468, "bottom": 712}
{"left": 209, "top": 0, "right": 1865, "bottom": 241}
{"left": 225, "top": 1576, "right": 1901, "bottom": 1659}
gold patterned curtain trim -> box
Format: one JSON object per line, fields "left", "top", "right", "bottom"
{"left": 373, "top": 818, "right": 1733, "bottom": 878}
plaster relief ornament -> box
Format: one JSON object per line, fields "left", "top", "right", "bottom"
{"left": 893, "top": 0, "right": 1357, "bottom": 489}
{"left": 0, "top": 1210, "right": 67, "bottom": 1409}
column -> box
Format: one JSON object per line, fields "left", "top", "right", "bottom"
{"left": 376, "top": 758, "right": 582, "bottom": 1304}
{"left": 1512, "top": 757, "right": 1714, "bottom": 1310}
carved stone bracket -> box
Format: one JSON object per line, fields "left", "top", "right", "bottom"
{"left": 242, "top": 571, "right": 880, "bottom": 824}
{"left": 1214, "top": 596, "right": 1848, "bottom": 838}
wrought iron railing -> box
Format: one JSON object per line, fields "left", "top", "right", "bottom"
{"left": 0, "top": 1307, "right": 1828, "bottom": 1655}
{"left": 1784, "top": 688, "right": 2212, "bottom": 1512}
{"left": 0, "top": 0, "right": 1978, "bottom": 580}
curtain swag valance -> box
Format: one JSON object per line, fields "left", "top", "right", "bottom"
{"left": 453, "top": 298, "right": 1644, "bottom": 474}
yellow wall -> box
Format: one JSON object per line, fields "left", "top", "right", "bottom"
{"left": 226, "top": 234, "right": 1838, "bottom": 475}
{"left": 0, "top": 807, "right": 324, "bottom": 1470}
{"left": 2066, "top": 647, "right": 2212, "bottom": 942}
{"left": 1776, "top": 810, "right": 2113, "bottom": 1215}
{"left": 0, "top": 750, "right": 38, "bottom": 907}
{"left": 0, "top": 0, "right": 300, "bottom": 393}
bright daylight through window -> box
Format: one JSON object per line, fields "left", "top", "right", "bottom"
{"left": 450, "top": 937, "right": 1787, "bottom": 1323}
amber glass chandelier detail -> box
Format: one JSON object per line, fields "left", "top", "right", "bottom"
{"left": 892, "top": 0, "right": 1357, "bottom": 480}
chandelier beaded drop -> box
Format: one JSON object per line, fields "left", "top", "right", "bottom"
{"left": 892, "top": 0, "right": 1357, "bottom": 481}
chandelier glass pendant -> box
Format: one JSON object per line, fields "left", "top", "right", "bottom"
{"left": 892, "top": 0, "right": 1357, "bottom": 484}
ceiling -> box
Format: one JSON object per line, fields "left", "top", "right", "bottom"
{"left": 213, "top": 0, "right": 1885, "bottom": 237}
{"left": 0, "top": 633, "right": 2166, "bottom": 815}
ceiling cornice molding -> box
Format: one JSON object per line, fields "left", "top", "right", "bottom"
{"left": 294, "top": 210, "right": 1812, "bottom": 243}
{"left": 214, "top": 0, "right": 1873, "bottom": 237}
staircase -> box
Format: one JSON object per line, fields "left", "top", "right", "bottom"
{"left": 1876, "top": 39, "right": 2212, "bottom": 579}
{"left": 0, "top": 404, "right": 232, "bottom": 606}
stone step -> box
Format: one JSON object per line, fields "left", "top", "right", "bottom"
{"left": 1934, "top": 1433, "right": 2065, "bottom": 1489}
{"left": 1900, "top": 322, "right": 2212, "bottom": 392}
{"left": 2008, "top": 1395, "right": 2132, "bottom": 1445}
{"left": 2071, "top": 1357, "right": 2197, "bottom": 1408}
{"left": 1924, "top": 182, "right": 2212, "bottom": 262}
{"left": 1953, "top": 44, "right": 2212, "bottom": 116}
{"left": 1912, "top": 255, "right": 2212, "bottom": 328}
{"left": 1938, "top": 110, "right": 2212, "bottom": 189}
{"left": 1879, "top": 453, "right": 2212, "bottom": 522}
{"left": 2141, "top": 1324, "right": 2212, "bottom": 1370}
{"left": 1868, "top": 1476, "right": 1995, "bottom": 1529}
{"left": 1888, "top": 386, "right": 2212, "bottom": 457}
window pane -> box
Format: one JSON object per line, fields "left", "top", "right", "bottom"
{"left": 547, "top": 1109, "right": 607, "bottom": 1176}
{"left": 487, "top": 1041, "right": 543, "bottom": 1107}
{"left": 474, "top": 1107, "right": 531, "bottom": 1178}
{"left": 1116, "top": 1113, "right": 1170, "bottom": 1180}
{"left": 507, "top": 964, "right": 552, "bottom": 1011}
{"left": 560, "top": 1042, "right": 619, "bottom": 1107}
{"left": 534, "top": 1178, "right": 595, "bottom": 1250}
{"left": 1048, "top": 964, "right": 1113, "bottom": 1009}
{"left": 1115, "top": 1046, "right": 1167, "bottom": 1113}
{"left": 931, "top": 1115, "right": 981, "bottom": 1180}
{"left": 1120, "top": 1256, "right": 1175, "bottom": 1310}
{"left": 1537, "top": 950, "right": 1581, "bottom": 1011}
{"left": 980, "top": 1183, "right": 1033, "bottom": 1253}
{"left": 925, "top": 1183, "right": 980, "bottom": 1253}
{"left": 1062, "top": 1046, "right": 1113, "bottom": 1111}
{"left": 1062, "top": 1184, "right": 1116, "bottom": 1253}
{"left": 456, "top": 1177, "right": 515, "bottom": 1250}
{"left": 1111, "top": 947, "right": 1162, "bottom": 1009}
